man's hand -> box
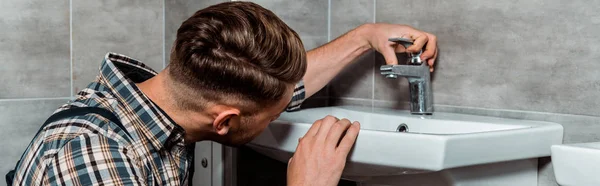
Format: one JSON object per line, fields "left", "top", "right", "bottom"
{"left": 287, "top": 116, "right": 360, "bottom": 186}
{"left": 358, "top": 23, "right": 438, "bottom": 72}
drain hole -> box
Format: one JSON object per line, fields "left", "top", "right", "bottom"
{"left": 397, "top": 124, "right": 409, "bottom": 132}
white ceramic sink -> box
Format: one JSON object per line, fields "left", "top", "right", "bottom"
{"left": 551, "top": 142, "right": 600, "bottom": 186}
{"left": 248, "top": 106, "right": 563, "bottom": 179}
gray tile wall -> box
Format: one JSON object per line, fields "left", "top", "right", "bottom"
{"left": 2, "top": 1, "right": 169, "bottom": 186}
{"left": 328, "top": 0, "right": 375, "bottom": 102}
{"left": 72, "top": 0, "right": 164, "bottom": 92}
{"left": 1, "top": 1, "right": 72, "bottom": 185}
{"left": 248, "top": 0, "right": 329, "bottom": 50}
{"left": 0, "top": 0, "right": 70, "bottom": 99}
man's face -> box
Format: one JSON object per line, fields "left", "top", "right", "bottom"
{"left": 220, "top": 84, "right": 295, "bottom": 146}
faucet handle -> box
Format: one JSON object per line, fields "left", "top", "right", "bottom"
{"left": 388, "top": 37, "right": 414, "bottom": 48}
{"left": 388, "top": 37, "right": 423, "bottom": 65}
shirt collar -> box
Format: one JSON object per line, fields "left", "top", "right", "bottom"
{"left": 95, "top": 52, "right": 185, "bottom": 150}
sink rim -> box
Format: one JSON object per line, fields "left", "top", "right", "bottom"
{"left": 279, "top": 106, "right": 559, "bottom": 136}
{"left": 250, "top": 106, "right": 564, "bottom": 173}
{"left": 285, "top": 106, "right": 561, "bottom": 125}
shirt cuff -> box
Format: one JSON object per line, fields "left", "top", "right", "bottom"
{"left": 286, "top": 81, "right": 306, "bottom": 112}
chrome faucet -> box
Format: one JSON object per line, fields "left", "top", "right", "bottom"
{"left": 380, "top": 37, "right": 433, "bottom": 115}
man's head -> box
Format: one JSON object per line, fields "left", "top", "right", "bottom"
{"left": 166, "top": 2, "right": 306, "bottom": 146}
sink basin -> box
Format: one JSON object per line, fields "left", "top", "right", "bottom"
{"left": 551, "top": 142, "right": 600, "bottom": 186}
{"left": 248, "top": 106, "right": 563, "bottom": 179}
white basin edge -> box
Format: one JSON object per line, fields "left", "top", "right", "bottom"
{"left": 249, "top": 106, "right": 565, "bottom": 173}
{"left": 250, "top": 118, "right": 563, "bottom": 171}
{"left": 444, "top": 124, "right": 563, "bottom": 169}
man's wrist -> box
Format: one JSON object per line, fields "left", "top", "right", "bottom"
{"left": 353, "top": 23, "right": 375, "bottom": 51}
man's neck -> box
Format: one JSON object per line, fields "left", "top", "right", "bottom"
{"left": 136, "top": 72, "right": 214, "bottom": 144}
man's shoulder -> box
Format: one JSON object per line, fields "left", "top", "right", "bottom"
{"left": 14, "top": 131, "right": 141, "bottom": 186}
{"left": 38, "top": 104, "right": 133, "bottom": 153}
{"left": 14, "top": 108, "right": 137, "bottom": 182}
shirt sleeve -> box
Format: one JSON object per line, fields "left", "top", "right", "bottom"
{"left": 44, "top": 134, "right": 145, "bottom": 186}
{"left": 286, "top": 81, "right": 306, "bottom": 112}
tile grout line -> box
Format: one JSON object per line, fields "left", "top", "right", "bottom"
{"left": 326, "top": 0, "right": 332, "bottom": 106}
{"left": 327, "top": 0, "right": 331, "bottom": 42}
{"left": 70, "top": 0, "right": 74, "bottom": 97}
{"left": 333, "top": 97, "right": 600, "bottom": 119}
{"left": 373, "top": 0, "right": 377, "bottom": 23}
{"left": 210, "top": 142, "right": 213, "bottom": 186}
{"left": 371, "top": 0, "right": 376, "bottom": 110}
{"left": 433, "top": 104, "right": 600, "bottom": 118}
{"left": 163, "top": 0, "right": 166, "bottom": 68}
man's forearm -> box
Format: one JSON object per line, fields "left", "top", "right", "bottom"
{"left": 302, "top": 24, "right": 373, "bottom": 98}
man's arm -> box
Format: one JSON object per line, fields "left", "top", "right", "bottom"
{"left": 45, "top": 134, "right": 145, "bottom": 186}
{"left": 302, "top": 23, "right": 438, "bottom": 97}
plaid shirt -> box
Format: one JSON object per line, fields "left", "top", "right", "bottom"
{"left": 12, "top": 53, "right": 306, "bottom": 186}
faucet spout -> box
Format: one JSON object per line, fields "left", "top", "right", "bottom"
{"left": 381, "top": 37, "right": 434, "bottom": 115}
{"left": 380, "top": 64, "right": 433, "bottom": 115}
{"left": 380, "top": 64, "right": 428, "bottom": 78}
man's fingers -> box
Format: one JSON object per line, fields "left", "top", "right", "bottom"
{"left": 394, "top": 44, "right": 407, "bottom": 53}
{"left": 407, "top": 33, "right": 428, "bottom": 54}
{"left": 305, "top": 119, "right": 322, "bottom": 137}
{"left": 429, "top": 47, "right": 438, "bottom": 72}
{"left": 315, "top": 115, "right": 339, "bottom": 140}
{"left": 336, "top": 121, "right": 360, "bottom": 157}
{"left": 381, "top": 43, "right": 399, "bottom": 65}
{"left": 420, "top": 33, "right": 437, "bottom": 63}
{"left": 325, "top": 119, "right": 352, "bottom": 148}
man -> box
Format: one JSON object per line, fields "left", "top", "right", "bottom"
{"left": 10, "top": 2, "right": 437, "bottom": 186}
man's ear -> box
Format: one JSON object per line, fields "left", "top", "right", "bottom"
{"left": 213, "top": 108, "right": 241, "bottom": 136}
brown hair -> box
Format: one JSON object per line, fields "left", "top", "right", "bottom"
{"left": 167, "top": 2, "right": 306, "bottom": 111}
